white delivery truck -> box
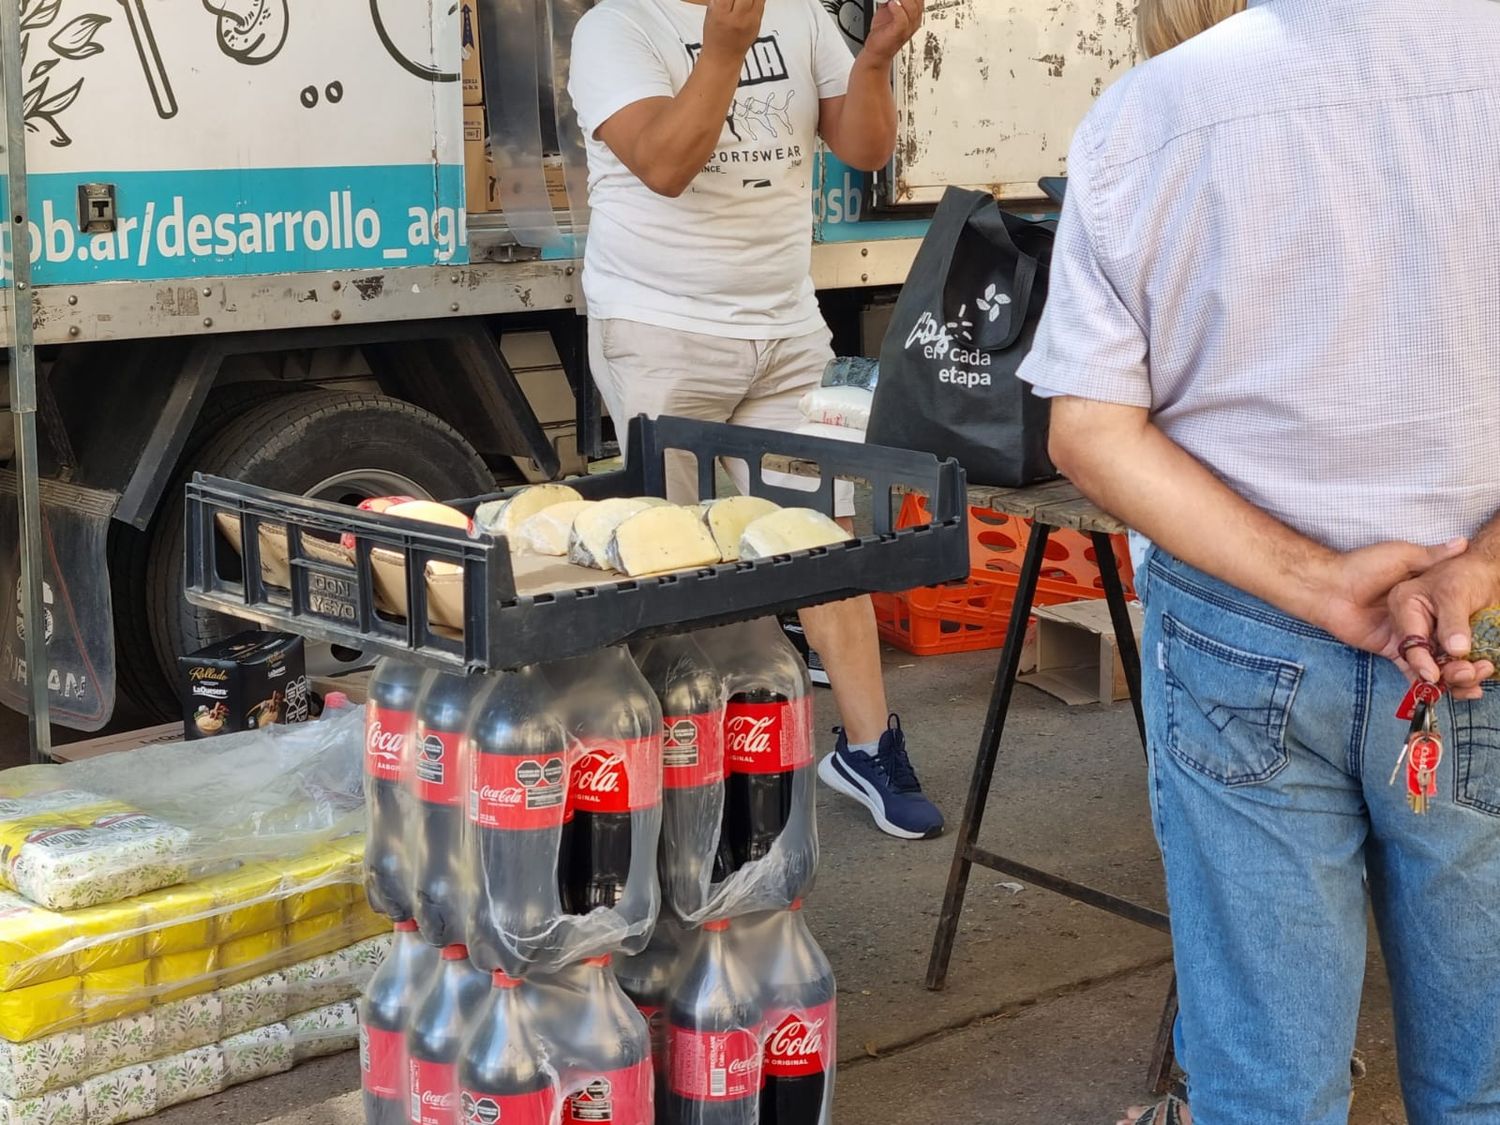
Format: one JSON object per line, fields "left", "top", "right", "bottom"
{"left": 0, "top": 0, "right": 1133, "bottom": 739}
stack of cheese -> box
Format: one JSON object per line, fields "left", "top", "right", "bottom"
{"left": 0, "top": 836, "right": 384, "bottom": 1046}
{"left": 0, "top": 931, "right": 390, "bottom": 1125}
{"left": 475, "top": 485, "right": 852, "bottom": 577}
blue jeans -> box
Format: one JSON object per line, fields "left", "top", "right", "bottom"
{"left": 1140, "top": 551, "right": 1500, "bottom": 1125}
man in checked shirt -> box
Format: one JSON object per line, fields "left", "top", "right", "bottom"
{"left": 1020, "top": 1, "right": 1500, "bottom": 1122}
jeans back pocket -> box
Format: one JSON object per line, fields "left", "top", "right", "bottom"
{"left": 1163, "top": 613, "right": 1303, "bottom": 786}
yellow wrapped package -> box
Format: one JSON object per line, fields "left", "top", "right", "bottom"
{"left": 0, "top": 891, "right": 75, "bottom": 990}
{"left": 280, "top": 846, "right": 356, "bottom": 922}
{"left": 345, "top": 896, "right": 389, "bottom": 943}
{"left": 218, "top": 928, "right": 286, "bottom": 987}
{"left": 136, "top": 881, "right": 218, "bottom": 958}
{"left": 71, "top": 901, "right": 147, "bottom": 974}
{"left": 208, "top": 864, "right": 284, "bottom": 942}
{"left": 82, "top": 961, "right": 151, "bottom": 1023}
{"left": 151, "top": 948, "right": 219, "bottom": 1004}
{"left": 0, "top": 975, "right": 80, "bottom": 1041}
{"left": 285, "top": 912, "right": 347, "bottom": 961}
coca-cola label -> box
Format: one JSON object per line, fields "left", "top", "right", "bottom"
{"left": 568, "top": 737, "right": 662, "bottom": 814}
{"left": 359, "top": 1024, "right": 404, "bottom": 1101}
{"left": 458, "top": 1086, "right": 557, "bottom": 1125}
{"left": 410, "top": 1057, "right": 459, "bottom": 1125}
{"left": 564, "top": 1060, "right": 653, "bottom": 1122}
{"left": 669, "top": 1026, "right": 762, "bottom": 1102}
{"left": 365, "top": 705, "right": 411, "bottom": 783}
{"left": 724, "top": 698, "right": 813, "bottom": 775}
{"left": 764, "top": 1002, "right": 836, "bottom": 1078}
{"left": 469, "top": 751, "right": 568, "bottom": 830}
{"left": 662, "top": 710, "right": 726, "bottom": 789}
{"left": 413, "top": 727, "right": 464, "bottom": 808}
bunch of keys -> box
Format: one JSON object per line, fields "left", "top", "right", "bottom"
{"left": 1393, "top": 676, "right": 1445, "bottom": 815}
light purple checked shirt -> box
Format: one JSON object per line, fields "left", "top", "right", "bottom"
{"left": 1018, "top": 0, "right": 1500, "bottom": 553}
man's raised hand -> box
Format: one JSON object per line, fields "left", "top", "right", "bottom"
{"left": 703, "top": 0, "right": 767, "bottom": 63}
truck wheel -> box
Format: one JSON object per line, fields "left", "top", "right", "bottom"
{"left": 111, "top": 381, "right": 314, "bottom": 718}
{"left": 138, "top": 389, "right": 493, "bottom": 720}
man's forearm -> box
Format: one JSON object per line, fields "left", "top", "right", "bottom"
{"left": 1050, "top": 398, "right": 1340, "bottom": 625}
{"left": 633, "top": 48, "right": 743, "bottom": 196}
{"left": 830, "top": 56, "right": 897, "bottom": 171}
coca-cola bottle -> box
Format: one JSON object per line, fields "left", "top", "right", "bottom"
{"left": 698, "top": 621, "right": 816, "bottom": 894}
{"left": 555, "top": 955, "right": 654, "bottom": 1124}
{"left": 359, "top": 920, "right": 439, "bottom": 1125}
{"left": 465, "top": 665, "right": 571, "bottom": 977}
{"left": 365, "top": 659, "right": 424, "bottom": 921}
{"left": 665, "top": 919, "right": 763, "bottom": 1125}
{"left": 456, "top": 970, "right": 557, "bottom": 1125}
{"left": 411, "top": 671, "right": 479, "bottom": 947}
{"left": 634, "top": 637, "right": 726, "bottom": 921}
{"left": 755, "top": 903, "right": 837, "bottom": 1125}
{"left": 549, "top": 648, "right": 663, "bottom": 916}
{"left": 407, "top": 944, "right": 491, "bottom": 1125}
{"left": 617, "top": 922, "right": 685, "bottom": 1124}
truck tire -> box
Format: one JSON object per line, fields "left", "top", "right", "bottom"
{"left": 138, "top": 389, "right": 493, "bottom": 719}
{"left": 110, "top": 381, "right": 314, "bottom": 718}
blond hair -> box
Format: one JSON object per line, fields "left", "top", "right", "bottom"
{"left": 1137, "top": 0, "right": 1248, "bottom": 58}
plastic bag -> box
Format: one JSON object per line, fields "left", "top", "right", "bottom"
{"left": 0, "top": 705, "right": 367, "bottom": 911}
{"left": 798, "top": 385, "right": 874, "bottom": 431}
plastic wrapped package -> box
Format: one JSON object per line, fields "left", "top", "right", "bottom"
{"left": 0, "top": 792, "right": 190, "bottom": 910}
{"left": 0, "top": 705, "right": 366, "bottom": 913}
{"left": 643, "top": 621, "right": 819, "bottom": 925}
{"left": 797, "top": 385, "right": 875, "bottom": 432}
{"left": 0, "top": 938, "right": 390, "bottom": 1102}
{"left": 369, "top": 652, "right": 664, "bottom": 977}
{"left": 0, "top": 998, "right": 373, "bottom": 1125}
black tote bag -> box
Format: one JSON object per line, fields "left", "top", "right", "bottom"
{"left": 867, "top": 186, "right": 1058, "bottom": 488}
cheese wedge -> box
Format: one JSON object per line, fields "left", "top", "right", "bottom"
{"left": 515, "top": 500, "right": 596, "bottom": 556}
{"left": 700, "top": 496, "right": 782, "bottom": 561}
{"left": 739, "top": 508, "right": 850, "bottom": 561}
{"left": 606, "top": 506, "right": 722, "bottom": 576}
{"left": 569, "top": 498, "right": 653, "bottom": 569}
{"left": 473, "top": 483, "right": 584, "bottom": 540}
{"left": 383, "top": 501, "right": 471, "bottom": 532}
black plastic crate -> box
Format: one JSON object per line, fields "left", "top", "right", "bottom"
{"left": 184, "top": 416, "right": 967, "bottom": 672}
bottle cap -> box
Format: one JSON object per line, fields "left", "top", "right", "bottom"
{"left": 703, "top": 919, "right": 731, "bottom": 933}
{"left": 441, "top": 944, "right": 469, "bottom": 961}
{"left": 324, "top": 692, "right": 350, "bottom": 710}
{"left": 393, "top": 920, "right": 420, "bottom": 934}
{"left": 584, "top": 954, "right": 612, "bottom": 968}
{"left": 789, "top": 899, "right": 804, "bottom": 911}
{"left": 492, "top": 971, "right": 521, "bottom": 989}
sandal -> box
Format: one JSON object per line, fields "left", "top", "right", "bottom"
{"left": 1123, "top": 1081, "right": 1190, "bottom": 1125}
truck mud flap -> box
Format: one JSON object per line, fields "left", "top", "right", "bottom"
{"left": 0, "top": 475, "right": 118, "bottom": 731}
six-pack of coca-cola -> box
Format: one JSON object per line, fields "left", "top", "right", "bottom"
{"left": 358, "top": 618, "right": 835, "bottom": 1124}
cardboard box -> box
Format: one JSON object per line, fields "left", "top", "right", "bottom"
{"left": 53, "top": 724, "right": 183, "bottom": 763}
{"left": 460, "top": 0, "right": 484, "bottom": 106}
{"left": 1019, "top": 599, "right": 1144, "bottom": 706}
{"left": 178, "top": 632, "right": 310, "bottom": 740}
{"left": 464, "top": 105, "right": 491, "bottom": 215}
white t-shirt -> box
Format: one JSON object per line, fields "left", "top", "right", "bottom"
{"left": 569, "top": 0, "right": 854, "bottom": 338}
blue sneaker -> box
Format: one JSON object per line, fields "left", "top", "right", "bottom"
{"left": 818, "top": 715, "right": 944, "bottom": 839}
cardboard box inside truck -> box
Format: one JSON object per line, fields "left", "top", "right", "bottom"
{"left": 461, "top": 0, "right": 484, "bottom": 105}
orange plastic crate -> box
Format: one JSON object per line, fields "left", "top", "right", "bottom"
{"left": 873, "top": 495, "right": 1136, "bottom": 657}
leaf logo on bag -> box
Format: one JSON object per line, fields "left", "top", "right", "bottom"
{"left": 976, "top": 283, "right": 1011, "bottom": 322}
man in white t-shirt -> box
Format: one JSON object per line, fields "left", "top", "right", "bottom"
{"left": 570, "top": 0, "right": 943, "bottom": 841}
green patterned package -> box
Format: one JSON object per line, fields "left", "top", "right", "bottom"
{"left": 283, "top": 949, "right": 354, "bottom": 1015}
{"left": 0, "top": 1030, "right": 86, "bottom": 1100}
{"left": 84, "top": 1015, "right": 154, "bottom": 1073}
{"left": 152, "top": 1046, "right": 224, "bottom": 1110}
{"left": 220, "top": 1024, "right": 292, "bottom": 1086}
{"left": 345, "top": 934, "right": 393, "bottom": 976}
{"left": 0, "top": 1085, "right": 86, "bottom": 1125}
{"left": 152, "top": 996, "right": 222, "bottom": 1058}
{"left": 287, "top": 1002, "right": 358, "bottom": 1062}
{"left": 219, "top": 971, "right": 287, "bottom": 1039}
{"left": 81, "top": 1063, "right": 155, "bottom": 1125}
